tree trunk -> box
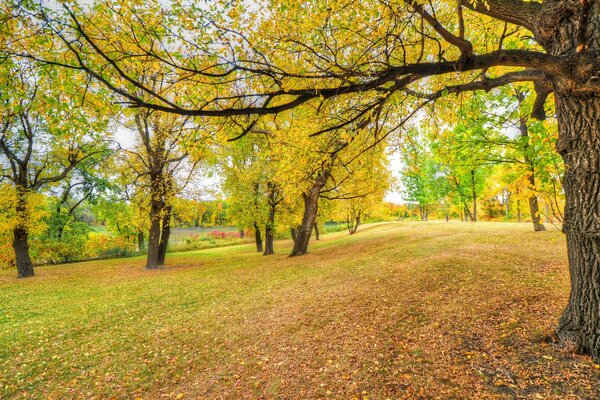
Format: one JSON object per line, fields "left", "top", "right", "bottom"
{"left": 264, "top": 207, "right": 275, "bottom": 256}
{"left": 157, "top": 205, "right": 172, "bottom": 266}
{"left": 314, "top": 223, "right": 320, "bottom": 241}
{"left": 254, "top": 223, "right": 263, "bottom": 252}
{"left": 463, "top": 204, "right": 474, "bottom": 222}
{"left": 13, "top": 227, "right": 34, "bottom": 278}
{"left": 471, "top": 170, "right": 478, "bottom": 222}
{"left": 290, "top": 185, "right": 320, "bottom": 256}
{"left": 138, "top": 231, "right": 145, "bottom": 251}
{"left": 290, "top": 227, "right": 298, "bottom": 243}
{"left": 520, "top": 117, "right": 546, "bottom": 232}
{"left": 555, "top": 95, "right": 600, "bottom": 360}
{"left": 517, "top": 199, "right": 522, "bottom": 223}
{"left": 528, "top": 191, "right": 546, "bottom": 232}
{"left": 354, "top": 211, "right": 361, "bottom": 233}
{"left": 146, "top": 197, "right": 162, "bottom": 269}
{"left": 13, "top": 185, "right": 34, "bottom": 278}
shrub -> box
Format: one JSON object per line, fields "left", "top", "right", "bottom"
{"left": 85, "top": 234, "right": 135, "bottom": 259}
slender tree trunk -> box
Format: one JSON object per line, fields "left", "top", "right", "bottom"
{"left": 517, "top": 199, "right": 522, "bottom": 223}
{"left": 264, "top": 207, "right": 275, "bottom": 256}
{"left": 528, "top": 189, "right": 546, "bottom": 232}
{"left": 157, "top": 205, "right": 172, "bottom": 266}
{"left": 471, "top": 170, "right": 478, "bottom": 222}
{"left": 138, "top": 231, "right": 145, "bottom": 251}
{"left": 354, "top": 211, "right": 362, "bottom": 233}
{"left": 520, "top": 117, "right": 546, "bottom": 232}
{"left": 13, "top": 185, "right": 34, "bottom": 278}
{"left": 555, "top": 95, "right": 600, "bottom": 360}
{"left": 254, "top": 223, "right": 263, "bottom": 252}
{"left": 290, "top": 227, "right": 298, "bottom": 243}
{"left": 314, "top": 223, "right": 320, "bottom": 241}
{"left": 463, "top": 204, "right": 474, "bottom": 222}
{"left": 290, "top": 185, "right": 320, "bottom": 256}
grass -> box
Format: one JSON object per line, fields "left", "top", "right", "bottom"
{"left": 0, "top": 222, "right": 598, "bottom": 399}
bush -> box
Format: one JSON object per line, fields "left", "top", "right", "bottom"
{"left": 85, "top": 234, "right": 135, "bottom": 259}
{"left": 33, "top": 218, "right": 91, "bottom": 264}
{"left": 207, "top": 230, "right": 241, "bottom": 239}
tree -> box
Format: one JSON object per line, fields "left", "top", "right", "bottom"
{"left": 0, "top": 58, "right": 109, "bottom": 277}
{"left": 400, "top": 136, "right": 440, "bottom": 221}
{"left": 10, "top": 0, "right": 600, "bottom": 359}
{"left": 119, "top": 108, "right": 200, "bottom": 269}
{"left": 221, "top": 132, "right": 283, "bottom": 255}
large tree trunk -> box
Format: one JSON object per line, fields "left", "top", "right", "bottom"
{"left": 146, "top": 196, "right": 162, "bottom": 269}
{"left": 157, "top": 205, "right": 172, "bottom": 266}
{"left": 13, "top": 227, "right": 34, "bottom": 278}
{"left": 290, "top": 185, "right": 320, "bottom": 256}
{"left": 555, "top": 95, "right": 600, "bottom": 360}
{"left": 13, "top": 185, "right": 34, "bottom": 278}
{"left": 254, "top": 223, "right": 263, "bottom": 252}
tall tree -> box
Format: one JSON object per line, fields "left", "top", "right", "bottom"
{"left": 119, "top": 108, "right": 199, "bottom": 269}
{"left": 0, "top": 58, "right": 109, "bottom": 277}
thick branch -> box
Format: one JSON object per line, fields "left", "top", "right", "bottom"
{"left": 404, "top": 70, "right": 549, "bottom": 100}
{"left": 462, "top": 0, "right": 541, "bottom": 32}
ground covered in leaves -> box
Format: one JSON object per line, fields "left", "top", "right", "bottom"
{"left": 1, "top": 222, "right": 598, "bottom": 399}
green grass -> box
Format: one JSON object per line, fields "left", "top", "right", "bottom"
{"left": 0, "top": 222, "right": 598, "bottom": 399}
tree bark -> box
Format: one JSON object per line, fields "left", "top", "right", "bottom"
{"left": 264, "top": 208, "right": 275, "bottom": 256}
{"left": 290, "top": 227, "right": 298, "bottom": 243}
{"left": 13, "top": 227, "right": 34, "bottom": 278}
{"left": 254, "top": 222, "right": 263, "bottom": 253}
{"left": 157, "top": 205, "right": 172, "bottom": 266}
{"left": 13, "top": 185, "right": 34, "bottom": 278}
{"left": 314, "top": 223, "right": 320, "bottom": 241}
{"left": 290, "top": 185, "right": 320, "bottom": 256}
{"left": 555, "top": 95, "right": 600, "bottom": 360}
{"left": 146, "top": 193, "right": 162, "bottom": 269}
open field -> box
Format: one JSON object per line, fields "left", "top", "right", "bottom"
{"left": 1, "top": 222, "right": 598, "bottom": 399}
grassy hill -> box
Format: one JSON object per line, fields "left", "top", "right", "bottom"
{"left": 1, "top": 222, "right": 598, "bottom": 399}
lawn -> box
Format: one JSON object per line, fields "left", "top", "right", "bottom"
{"left": 1, "top": 222, "right": 598, "bottom": 399}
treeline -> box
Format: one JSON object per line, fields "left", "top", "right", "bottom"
{"left": 400, "top": 89, "right": 564, "bottom": 231}
{"left": 0, "top": 58, "right": 394, "bottom": 273}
